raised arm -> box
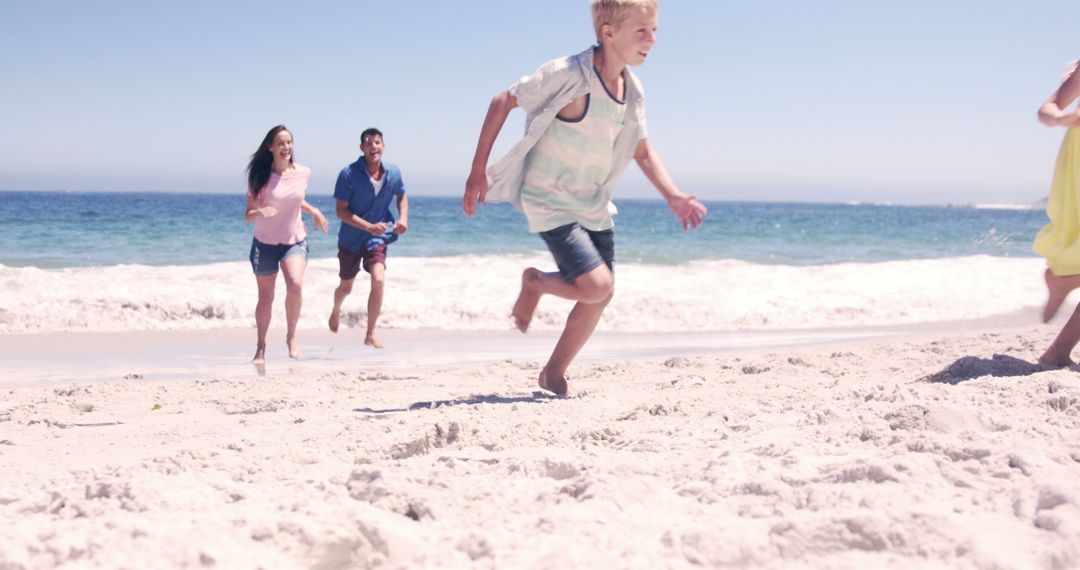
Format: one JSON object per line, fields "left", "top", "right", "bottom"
{"left": 301, "top": 200, "right": 329, "bottom": 233}
{"left": 463, "top": 90, "right": 519, "bottom": 216}
{"left": 634, "top": 138, "right": 707, "bottom": 231}
{"left": 1039, "top": 62, "right": 1080, "bottom": 128}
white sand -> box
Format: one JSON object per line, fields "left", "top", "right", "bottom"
{"left": 2, "top": 324, "right": 1079, "bottom": 569}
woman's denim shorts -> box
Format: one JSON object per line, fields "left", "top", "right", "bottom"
{"left": 249, "top": 238, "right": 308, "bottom": 276}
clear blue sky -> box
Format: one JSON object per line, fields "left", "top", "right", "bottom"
{"left": 1, "top": 0, "right": 1077, "bottom": 204}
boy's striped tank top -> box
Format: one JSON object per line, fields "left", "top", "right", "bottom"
{"left": 520, "top": 68, "right": 628, "bottom": 233}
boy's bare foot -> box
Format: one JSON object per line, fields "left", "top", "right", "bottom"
{"left": 329, "top": 308, "right": 340, "bottom": 333}
{"left": 252, "top": 343, "right": 266, "bottom": 364}
{"left": 364, "top": 335, "right": 384, "bottom": 349}
{"left": 1043, "top": 268, "right": 1077, "bottom": 323}
{"left": 512, "top": 268, "right": 543, "bottom": 332}
{"left": 538, "top": 367, "right": 569, "bottom": 396}
{"left": 287, "top": 336, "right": 301, "bottom": 359}
{"left": 1037, "top": 348, "right": 1074, "bottom": 368}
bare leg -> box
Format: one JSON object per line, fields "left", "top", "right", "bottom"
{"left": 512, "top": 268, "right": 543, "bottom": 332}
{"left": 1042, "top": 268, "right": 1080, "bottom": 323}
{"left": 538, "top": 291, "right": 613, "bottom": 395}
{"left": 365, "top": 263, "right": 386, "bottom": 348}
{"left": 1039, "top": 302, "right": 1080, "bottom": 367}
{"left": 280, "top": 255, "right": 307, "bottom": 359}
{"left": 253, "top": 273, "right": 276, "bottom": 363}
{"left": 512, "top": 265, "right": 613, "bottom": 332}
{"left": 537, "top": 367, "right": 568, "bottom": 396}
{"left": 329, "top": 278, "right": 354, "bottom": 333}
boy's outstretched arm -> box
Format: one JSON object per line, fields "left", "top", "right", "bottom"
{"left": 634, "top": 138, "right": 707, "bottom": 231}
{"left": 463, "top": 90, "right": 518, "bottom": 216}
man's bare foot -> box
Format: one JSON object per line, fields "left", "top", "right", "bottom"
{"left": 364, "top": 335, "right": 384, "bottom": 349}
{"left": 287, "top": 336, "right": 301, "bottom": 359}
{"left": 1043, "top": 268, "right": 1080, "bottom": 323}
{"left": 512, "top": 268, "right": 543, "bottom": 333}
{"left": 538, "top": 367, "right": 569, "bottom": 396}
{"left": 252, "top": 343, "right": 266, "bottom": 364}
{"left": 329, "top": 308, "right": 341, "bottom": 333}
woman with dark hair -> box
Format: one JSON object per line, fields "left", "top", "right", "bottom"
{"left": 244, "top": 125, "right": 329, "bottom": 363}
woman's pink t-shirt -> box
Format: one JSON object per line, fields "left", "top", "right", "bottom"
{"left": 250, "top": 164, "right": 310, "bottom": 245}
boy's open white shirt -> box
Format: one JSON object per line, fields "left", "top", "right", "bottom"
{"left": 484, "top": 46, "right": 649, "bottom": 217}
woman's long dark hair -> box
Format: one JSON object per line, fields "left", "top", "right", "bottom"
{"left": 246, "top": 125, "right": 292, "bottom": 198}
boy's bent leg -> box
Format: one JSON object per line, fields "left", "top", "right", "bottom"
{"left": 512, "top": 268, "right": 545, "bottom": 332}
{"left": 512, "top": 265, "right": 613, "bottom": 332}
{"left": 329, "top": 279, "right": 355, "bottom": 332}
{"left": 539, "top": 290, "right": 614, "bottom": 395}
{"left": 365, "top": 263, "right": 387, "bottom": 348}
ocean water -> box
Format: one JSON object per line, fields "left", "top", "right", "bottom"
{"left": 0, "top": 191, "right": 1046, "bottom": 268}
{"left": 0, "top": 191, "right": 1052, "bottom": 334}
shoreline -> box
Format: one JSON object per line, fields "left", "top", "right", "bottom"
{"left": 0, "top": 310, "right": 1038, "bottom": 387}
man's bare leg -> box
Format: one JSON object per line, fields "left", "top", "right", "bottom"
{"left": 253, "top": 273, "right": 276, "bottom": 363}
{"left": 1040, "top": 303, "right": 1080, "bottom": 367}
{"left": 329, "top": 278, "right": 354, "bottom": 333}
{"left": 538, "top": 292, "right": 613, "bottom": 395}
{"left": 1043, "top": 268, "right": 1080, "bottom": 323}
{"left": 281, "top": 256, "right": 307, "bottom": 359}
{"left": 512, "top": 266, "right": 612, "bottom": 333}
{"left": 365, "top": 263, "right": 386, "bottom": 348}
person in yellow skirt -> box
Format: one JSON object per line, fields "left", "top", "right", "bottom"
{"left": 1033, "top": 59, "right": 1080, "bottom": 366}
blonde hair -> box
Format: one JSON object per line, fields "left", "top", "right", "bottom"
{"left": 1064, "top": 60, "right": 1079, "bottom": 82}
{"left": 591, "top": 0, "right": 658, "bottom": 43}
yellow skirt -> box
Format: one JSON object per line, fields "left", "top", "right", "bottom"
{"left": 1034, "top": 128, "right": 1080, "bottom": 275}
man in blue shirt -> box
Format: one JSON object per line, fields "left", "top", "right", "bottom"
{"left": 328, "top": 128, "right": 409, "bottom": 348}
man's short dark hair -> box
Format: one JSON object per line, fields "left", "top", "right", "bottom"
{"left": 361, "top": 128, "right": 383, "bottom": 144}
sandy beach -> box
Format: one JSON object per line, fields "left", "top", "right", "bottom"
{"left": 2, "top": 321, "right": 1078, "bottom": 569}
{"left": 2, "top": 0, "right": 1074, "bottom": 565}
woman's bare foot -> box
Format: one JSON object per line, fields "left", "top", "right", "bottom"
{"left": 329, "top": 308, "right": 340, "bottom": 333}
{"left": 1043, "top": 268, "right": 1080, "bottom": 323}
{"left": 287, "top": 336, "right": 301, "bottom": 359}
{"left": 364, "top": 335, "right": 384, "bottom": 349}
{"left": 512, "top": 268, "right": 543, "bottom": 332}
{"left": 538, "top": 367, "right": 569, "bottom": 396}
{"left": 252, "top": 343, "right": 266, "bottom": 364}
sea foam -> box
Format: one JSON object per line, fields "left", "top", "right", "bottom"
{"left": 0, "top": 255, "right": 1046, "bottom": 335}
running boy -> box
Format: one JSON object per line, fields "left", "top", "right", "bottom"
{"left": 329, "top": 128, "right": 409, "bottom": 348}
{"left": 462, "top": 0, "right": 707, "bottom": 394}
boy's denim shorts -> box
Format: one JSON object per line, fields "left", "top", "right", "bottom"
{"left": 539, "top": 223, "right": 615, "bottom": 283}
{"left": 249, "top": 238, "right": 308, "bottom": 276}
